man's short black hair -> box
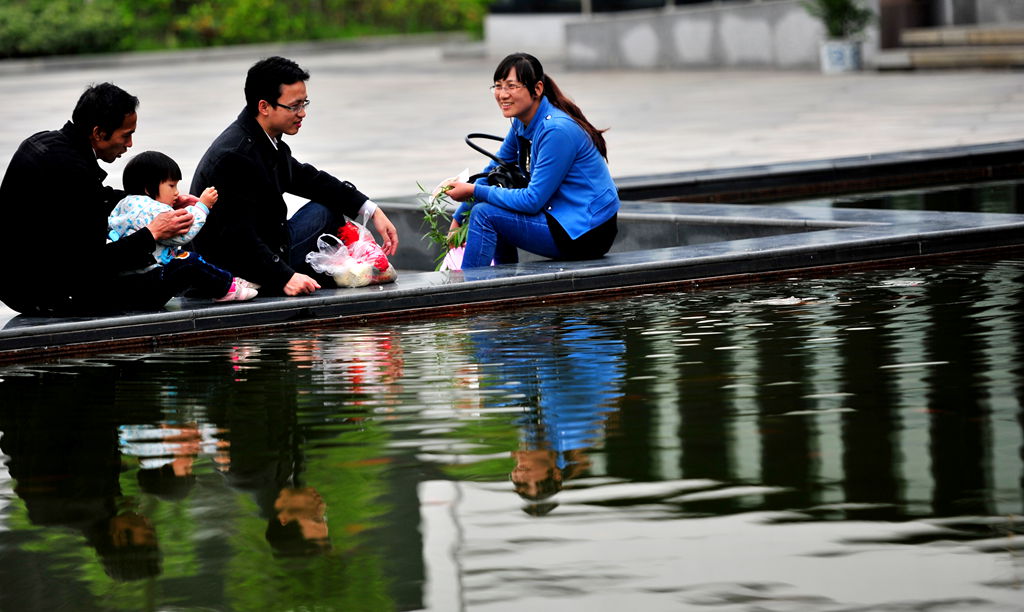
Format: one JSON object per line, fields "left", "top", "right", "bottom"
{"left": 87, "top": 514, "right": 161, "bottom": 582}
{"left": 244, "top": 56, "right": 310, "bottom": 117}
{"left": 71, "top": 82, "right": 139, "bottom": 140}
{"left": 123, "top": 151, "right": 182, "bottom": 200}
{"left": 137, "top": 463, "right": 197, "bottom": 501}
{"left": 265, "top": 519, "right": 332, "bottom": 558}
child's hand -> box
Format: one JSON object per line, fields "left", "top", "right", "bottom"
{"left": 199, "top": 186, "right": 218, "bottom": 207}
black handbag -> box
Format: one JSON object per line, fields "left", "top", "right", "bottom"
{"left": 465, "top": 133, "right": 530, "bottom": 189}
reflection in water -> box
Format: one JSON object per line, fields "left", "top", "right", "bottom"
{"left": 0, "top": 367, "right": 163, "bottom": 595}
{"left": 203, "top": 339, "right": 337, "bottom": 558}
{"left": 0, "top": 257, "right": 1023, "bottom": 610}
{"left": 467, "top": 316, "right": 624, "bottom": 513}
{"left": 776, "top": 178, "right": 1024, "bottom": 214}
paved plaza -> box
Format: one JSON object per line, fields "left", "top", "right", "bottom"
{"left": 1, "top": 39, "right": 1022, "bottom": 206}
{"left": 1, "top": 38, "right": 1023, "bottom": 350}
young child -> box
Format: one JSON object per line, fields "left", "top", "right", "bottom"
{"left": 108, "top": 151, "right": 257, "bottom": 302}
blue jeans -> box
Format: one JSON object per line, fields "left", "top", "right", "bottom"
{"left": 162, "top": 251, "right": 233, "bottom": 299}
{"left": 287, "top": 201, "right": 345, "bottom": 275}
{"left": 462, "top": 203, "right": 561, "bottom": 268}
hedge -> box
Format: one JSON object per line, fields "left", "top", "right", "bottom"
{"left": 0, "top": 0, "right": 491, "bottom": 58}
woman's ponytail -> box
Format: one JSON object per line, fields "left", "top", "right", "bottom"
{"left": 541, "top": 74, "right": 608, "bottom": 160}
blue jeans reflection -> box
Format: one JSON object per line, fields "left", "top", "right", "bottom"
{"left": 469, "top": 314, "right": 625, "bottom": 514}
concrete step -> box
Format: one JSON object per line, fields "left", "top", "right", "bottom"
{"left": 901, "top": 23, "right": 1024, "bottom": 47}
{"left": 875, "top": 45, "right": 1024, "bottom": 69}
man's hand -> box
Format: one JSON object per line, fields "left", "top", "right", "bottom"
{"left": 173, "top": 193, "right": 200, "bottom": 210}
{"left": 284, "top": 273, "right": 321, "bottom": 296}
{"left": 147, "top": 209, "right": 193, "bottom": 240}
{"left": 371, "top": 208, "right": 399, "bottom": 256}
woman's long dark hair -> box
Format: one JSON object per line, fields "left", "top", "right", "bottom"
{"left": 494, "top": 52, "right": 608, "bottom": 160}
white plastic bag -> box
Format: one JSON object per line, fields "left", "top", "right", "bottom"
{"left": 440, "top": 246, "right": 464, "bottom": 271}
{"left": 305, "top": 220, "right": 397, "bottom": 288}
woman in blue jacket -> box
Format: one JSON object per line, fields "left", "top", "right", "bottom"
{"left": 444, "top": 52, "right": 619, "bottom": 268}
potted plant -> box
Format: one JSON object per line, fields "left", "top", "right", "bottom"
{"left": 803, "top": 0, "right": 874, "bottom": 74}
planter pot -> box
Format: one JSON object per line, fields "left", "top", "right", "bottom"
{"left": 819, "top": 39, "right": 863, "bottom": 74}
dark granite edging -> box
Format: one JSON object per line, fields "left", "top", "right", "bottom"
{"left": 613, "top": 139, "right": 1024, "bottom": 203}
{"left": 2, "top": 200, "right": 1022, "bottom": 362}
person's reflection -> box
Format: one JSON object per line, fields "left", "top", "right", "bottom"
{"left": 122, "top": 421, "right": 227, "bottom": 501}
{"left": 339, "top": 333, "right": 405, "bottom": 409}
{"left": 266, "top": 485, "right": 329, "bottom": 555}
{"left": 207, "top": 339, "right": 332, "bottom": 557}
{"left": 511, "top": 449, "right": 564, "bottom": 502}
{"left": 471, "top": 314, "right": 625, "bottom": 514}
{"left": 0, "top": 370, "right": 162, "bottom": 582}
{"left": 92, "top": 510, "right": 159, "bottom": 580}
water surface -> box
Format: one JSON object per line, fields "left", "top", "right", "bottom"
{"left": 776, "top": 178, "right": 1023, "bottom": 214}
{"left": 1, "top": 256, "right": 1022, "bottom": 611}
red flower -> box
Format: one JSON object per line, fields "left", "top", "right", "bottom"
{"left": 336, "top": 222, "right": 362, "bottom": 245}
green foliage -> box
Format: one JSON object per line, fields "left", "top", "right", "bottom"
{"left": 0, "top": 0, "right": 129, "bottom": 58}
{"left": 418, "top": 182, "right": 470, "bottom": 271}
{"left": 0, "top": 0, "right": 491, "bottom": 58}
{"left": 802, "top": 0, "right": 874, "bottom": 39}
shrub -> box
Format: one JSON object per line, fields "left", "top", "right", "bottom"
{"left": 0, "top": 0, "right": 128, "bottom": 58}
{"left": 0, "top": 0, "right": 491, "bottom": 58}
{"left": 802, "top": 0, "right": 874, "bottom": 40}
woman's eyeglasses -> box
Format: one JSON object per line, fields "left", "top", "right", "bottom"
{"left": 490, "top": 83, "right": 525, "bottom": 93}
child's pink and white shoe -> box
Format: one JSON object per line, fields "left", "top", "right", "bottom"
{"left": 214, "top": 278, "right": 258, "bottom": 302}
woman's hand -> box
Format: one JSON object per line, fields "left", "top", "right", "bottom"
{"left": 447, "top": 216, "right": 469, "bottom": 248}
{"left": 444, "top": 181, "right": 475, "bottom": 202}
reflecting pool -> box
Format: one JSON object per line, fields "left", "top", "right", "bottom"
{"left": 1, "top": 256, "right": 1022, "bottom": 611}
{"left": 776, "top": 178, "right": 1024, "bottom": 214}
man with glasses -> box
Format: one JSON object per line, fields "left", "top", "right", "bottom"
{"left": 0, "top": 83, "right": 198, "bottom": 315}
{"left": 191, "top": 56, "right": 399, "bottom": 297}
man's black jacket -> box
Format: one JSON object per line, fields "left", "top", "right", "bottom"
{"left": 191, "top": 109, "right": 368, "bottom": 292}
{"left": 0, "top": 122, "right": 156, "bottom": 314}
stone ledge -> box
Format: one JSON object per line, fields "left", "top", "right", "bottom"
{"left": 2, "top": 201, "right": 1021, "bottom": 362}
{"left": 901, "top": 24, "right": 1024, "bottom": 47}
{"left": 876, "top": 45, "right": 1024, "bottom": 69}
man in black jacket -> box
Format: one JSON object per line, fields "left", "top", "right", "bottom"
{"left": 0, "top": 83, "right": 195, "bottom": 315}
{"left": 191, "top": 56, "right": 399, "bottom": 297}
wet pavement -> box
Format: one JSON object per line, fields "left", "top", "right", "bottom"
{"left": 1, "top": 37, "right": 1023, "bottom": 358}
{"left": 2, "top": 37, "right": 1022, "bottom": 202}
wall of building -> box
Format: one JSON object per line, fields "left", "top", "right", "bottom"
{"left": 882, "top": 0, "right": 1024, "bottom": 27}
{"left": 485, "top": 0, "right": 883, "bottom": 70}
{"left": 974, "top": 0, "right": 1024, "bottom": 23}
{"left": 565, "top": 0, "right": 880, "bottom": 70}
{"left": 485, "top": 13, "right": 581, "bottom": 60}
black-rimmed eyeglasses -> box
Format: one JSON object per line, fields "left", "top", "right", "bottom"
{"left": 273, "top": 99, "right": 311, "bottom": 113}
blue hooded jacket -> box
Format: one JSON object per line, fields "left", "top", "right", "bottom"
{"left": 458, "top": 96, "right": 619, "bottom": 240}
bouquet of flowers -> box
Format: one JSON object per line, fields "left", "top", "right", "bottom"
{"left": 305, "top": 214, "right": 397, "bottom": 287}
